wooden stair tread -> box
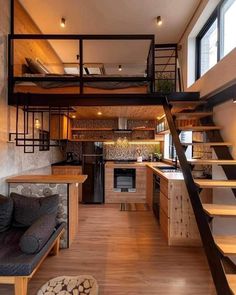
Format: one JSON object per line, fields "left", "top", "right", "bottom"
{"left": 170, "top": 101, "right": 206, "bottom": 106}
{"left": 178, "top": 126, "right": 221, "bottom": 131}
{"left": 182, "top": 142, "right": 232, "bottom": 147}
{"left": 188, "top": 159, "right": 236, "bottom": 165}
{"left": 214, "top": 236, "right": 236, "bottom": 255}
{"left": 174, "top": 112, "right": 213, "bottom": 119}
{"left": 203, "top": 204, "right": 236, "bottom": 217}
{"left": 195, "top": 180, "right": 236, "bottom": 188}
{"left": 226, "top": 275, "right": 236, "bottom": 294}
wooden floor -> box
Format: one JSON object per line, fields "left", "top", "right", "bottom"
{"left": 0, "top": 204, "right": 216, "bottom": 295}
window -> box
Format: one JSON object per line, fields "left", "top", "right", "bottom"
{"left": 221, "top": 0, "right": 236, "bottom": 57}
{"left": 164, "top": 132, "right": 192, "bottom": 160}
{"left": 196, "top": 0, "right": 236, "bottom": 79}
{"left": 199, "top": 19, "right": 218, "bottom": 76}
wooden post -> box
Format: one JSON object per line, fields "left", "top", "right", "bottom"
{"left": 15, "top": 277, "right": 28, "bottom": 295}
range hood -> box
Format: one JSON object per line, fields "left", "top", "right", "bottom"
{"left": 113, "top": 117, "right": 132, "bottom": 133}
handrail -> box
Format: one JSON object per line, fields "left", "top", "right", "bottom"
{"left": 162, "top": 95, "right": 231, "bottom": 295}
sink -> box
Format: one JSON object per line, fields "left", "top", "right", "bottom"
{"left": 153, "top": 166, "right": 181, "bottom": 173}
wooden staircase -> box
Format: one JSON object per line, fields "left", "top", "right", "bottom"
{"left": 162, "top": 96, "right": 236, "bottom": 295}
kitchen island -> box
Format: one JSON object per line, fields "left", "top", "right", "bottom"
{"left": 6, "top": 174, "right": 87, "bottom": 248}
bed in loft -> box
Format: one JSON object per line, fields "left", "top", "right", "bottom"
{"left": 9, "top": 34, "right": 155, "bottom": 105}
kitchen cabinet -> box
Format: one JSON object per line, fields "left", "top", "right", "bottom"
{"left": 52, "top": 165, "right": 83, "bottom": 202}
{"left": 146, "top": 166, "right": 212, "bottom": 246}
{"left": 50, "top": 115, "right": 71, "bottom": 140}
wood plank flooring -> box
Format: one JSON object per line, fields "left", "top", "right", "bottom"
{"left": 0, "top": 204, "right": 216, "bottom": 295}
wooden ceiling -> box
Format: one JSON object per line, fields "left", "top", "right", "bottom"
{"left": 73, "top": 106, "right": 164, "bottom": 119}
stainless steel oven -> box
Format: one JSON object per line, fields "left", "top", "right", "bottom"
{"left": 153, "top": 174, "right": 160, "bottom": 221}
{"left": 114, "top": 168, "right": 136, "bottom": 192}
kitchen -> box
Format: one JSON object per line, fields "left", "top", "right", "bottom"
{"left": 50, "top": 105, "right": 212, "bottom": 247}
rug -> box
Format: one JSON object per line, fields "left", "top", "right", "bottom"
{"left": 120, "top": 203, "right": 150, "bottom": 211}
{"left": 37, "top": 275, "right": 99, "bottom": 295}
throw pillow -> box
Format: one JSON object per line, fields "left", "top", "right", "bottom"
{"left": 25, "top": 58, "right": 50, "bottom": 74}
{"left": 11, "top": 193, "right": 59, "bottom": 227}
{"left": 0, "top": 195, "right": 13, "bottom": 232}
{"left": 19, "top": 213, "right": 56, "bottom": 254}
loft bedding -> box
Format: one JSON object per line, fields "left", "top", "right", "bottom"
{"left": 16, "top": 73, "right": 149, "bottom": 90}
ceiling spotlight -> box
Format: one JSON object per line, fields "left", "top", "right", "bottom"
{"left": 97, "top": 111, "right": 102, "bottom": 116}
{"left": 118, "top": 65, "right": 122, "bottom": 72}
{"left": 60, "top": 18, "right": 66, "bottom": 28}
{"left": 71, "top": 115, "right": 76, "bottom": 119}
{"left": 156, "top": 16, "right": 163, "bottom": 26}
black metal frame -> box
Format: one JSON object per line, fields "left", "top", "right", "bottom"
{"left": 195, "top": 0, "right": 233, "bottom": 80}
{"left": 8, "top": 33, "right": 155, "bottom": 105}
{"left": 162, "top": 96, "right": 232, "bottom": 295}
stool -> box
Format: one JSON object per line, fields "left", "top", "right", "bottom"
{"left": 37, "top": 275, "right": 99, "bottom": 295}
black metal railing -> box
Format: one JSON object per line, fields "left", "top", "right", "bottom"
{"left": 8, "top": 34, "right": 156, "bottom": 105}
{"left": 162, "top": 95, "right": 231, "bottom": 294}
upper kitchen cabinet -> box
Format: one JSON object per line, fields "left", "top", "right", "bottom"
{"left": 50, "top": 115, "right": 71, "bottom": 140}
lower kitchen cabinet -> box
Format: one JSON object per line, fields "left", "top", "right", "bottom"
{"left": 147, "top": 166, "right": 212, "bottom": 247}
{"left": 51, "top": 165, "right": 83, "bottom": 202}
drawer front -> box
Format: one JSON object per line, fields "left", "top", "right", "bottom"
{"left": 160, "top": 208, "right": 169, "bottom": 241}
{"left": 160, "top": 192, "right": 169, "bottom": 217}
{"left": 160, "top": 177, "right": 168, "bottom": 197}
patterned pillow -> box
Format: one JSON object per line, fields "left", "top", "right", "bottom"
{"left": 0, "top": 195, "right": 13, "bottom": 232}
{"left": 11, "top": 193, "right": 59, "bottom": 227}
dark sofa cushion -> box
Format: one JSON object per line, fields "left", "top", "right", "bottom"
{"left": 11, "top": 193, "right": 59, "bottom": 227}
{"left": 19, "top": 214, "right": 56, "bottom": 254}
{"left": 0, "top": 195, "right": 13, "bottom": 232}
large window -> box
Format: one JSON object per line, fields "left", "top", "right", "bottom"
{"left": 196, "top": 0, "right": 236, "bottom": 79}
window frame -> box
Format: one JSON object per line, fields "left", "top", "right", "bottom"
{"left": 196, "top": 0, "right": 236, "bottom": 80}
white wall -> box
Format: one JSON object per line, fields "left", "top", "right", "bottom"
{"left": 0, "top": 0, "right": 63, "bottom": 195}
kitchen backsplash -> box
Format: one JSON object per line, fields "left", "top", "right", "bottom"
{"left": 63, "top": 141, "right": 161, "bottom": 161}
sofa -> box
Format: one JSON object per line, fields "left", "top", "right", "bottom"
{"left": 0, "top": 193, "right": 65, "bottom": 295}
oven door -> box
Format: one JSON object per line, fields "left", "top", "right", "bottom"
{"left": 114, "top": 168, "right": 136, "bottom": 192}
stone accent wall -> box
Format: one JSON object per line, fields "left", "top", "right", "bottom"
{"left": 9, "top": 183, "right": 68, "bottom": 248}
{"left": 0, "top": 0, "right": 63, "bottom": 195}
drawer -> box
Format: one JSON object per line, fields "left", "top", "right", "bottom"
{"left": 160, "top": 208, "right": 169, "bottom": 241}
{"left": 160, "top": 177, "right": 169, "bottom": 197}
{"left": 160, "top": 192, "right": 169, "bottom": 217}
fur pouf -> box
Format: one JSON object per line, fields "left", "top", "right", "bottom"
{"left": 37, "top": 275, "right": 99, "bottom": 295}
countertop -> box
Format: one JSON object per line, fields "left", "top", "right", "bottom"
{"left": 105, "top": 161, "right": 184, "bottom": 180}
{"left": 6, "top": 175, "right": 87, "bottom": 184}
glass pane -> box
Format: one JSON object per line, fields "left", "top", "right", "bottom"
{"left": 200, "top": 19, "right": 218, "bottom": 76}
{"left": 221, "top": 0, "right": 236, "bottom": 57}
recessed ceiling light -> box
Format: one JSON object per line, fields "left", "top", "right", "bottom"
{"left": 118, "top": 65, "right": 122, "bottom": 72}
{"left": 60, "top": 18, "right": 66, "bottom": 28}
{"left": 233, "top": 98, "right": 236, "bottom": 103}
{"left": 71, "top": 115, "right": 76, "bottom": 119}
{"left": 156, "top": 16, "right": 163, "bottom": 26}
{"left": 97, "top": 111, "right": 102, "bottom": 116}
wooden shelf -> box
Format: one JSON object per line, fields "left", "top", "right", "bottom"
{"left": 214, "top": 236, "right": 236, "bottom": 255}
{"left": 71, "top": 128, "right": 113, "bottom": 131}
{"left": 203, "top": 204, "right": 236, "bottom": 217}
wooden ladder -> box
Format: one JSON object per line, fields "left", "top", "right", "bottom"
{"left": 163, "top": 96, "right": 236, "bottom": 294}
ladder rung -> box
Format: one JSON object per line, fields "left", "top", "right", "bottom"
{"left": 195, "top": 179, "right": 236, "bottom": 189}
{"left": 226, "top": 275, "right": 236, "bottom": 294}
{"left": 214, "top": 236, "right": 236, "bottom": 256}
{"left": 178, "top": 126, "right": 221, "bottom": 131}
{"left": 174, "top": 112, "right": 213, "bottom": 119}
{"left": 203, "top": 204, "right": 236, "bottom": 217}
{"left": 181, "top": 142, "right": 232, "bottom": 147}
{"left": 190, "top": 159, "right": 236, "bottom": 165}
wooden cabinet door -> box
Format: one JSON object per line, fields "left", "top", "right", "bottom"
{"left": 50, "top": 115, "right": 71, "bottom": 140}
